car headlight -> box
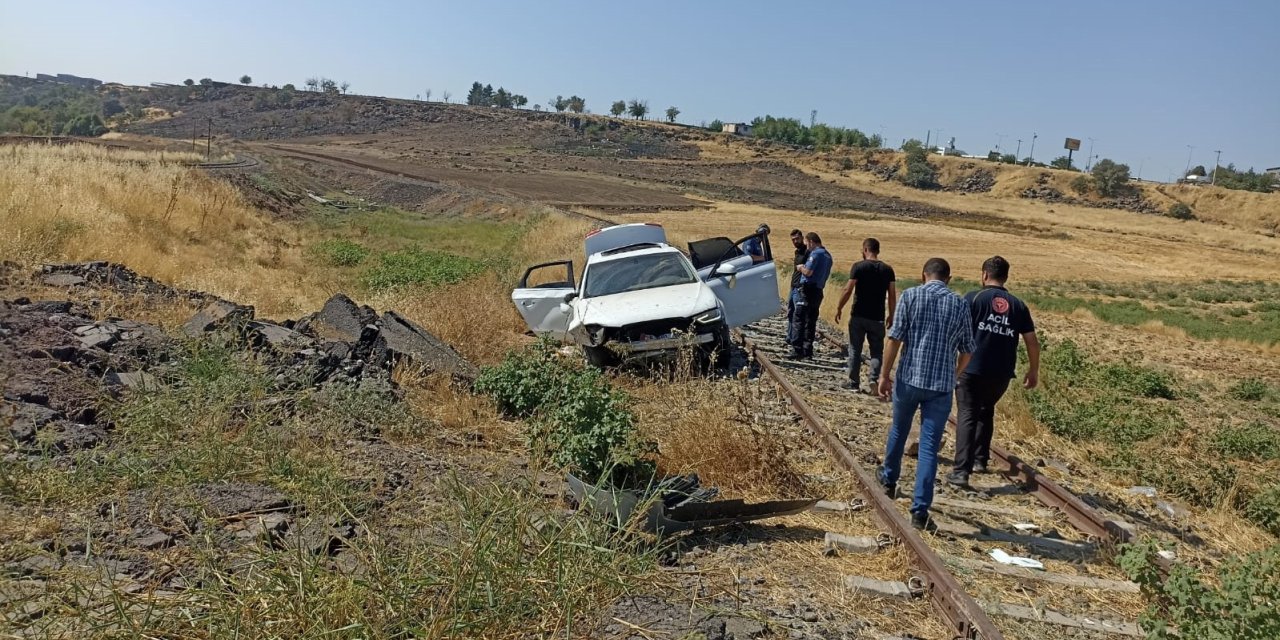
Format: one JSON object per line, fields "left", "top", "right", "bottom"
{"left": 585, "top": 324, "right": 607, "bottom": 346}
{"left": 694, "top": 308, "right": 723, "bottom": 324}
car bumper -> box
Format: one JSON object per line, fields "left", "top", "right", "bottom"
{"left": 618, "top": 332, "right": 716, "bottom": 354}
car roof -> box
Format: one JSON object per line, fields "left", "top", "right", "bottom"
{"left": 586, "top": 243, "right": 683, "bottom": 264}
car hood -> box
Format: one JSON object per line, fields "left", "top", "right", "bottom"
{"left": 575, "top": 282, "right": 719, "bottom": 327}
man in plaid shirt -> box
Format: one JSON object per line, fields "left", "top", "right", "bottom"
{"left": 876, "top": 257, "right": 975, "bottom": 530}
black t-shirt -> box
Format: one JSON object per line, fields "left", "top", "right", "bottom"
{"left": 790, "top": 246, "right": 810, "bottom": 289}
{"left": 964, "top": 286, "right": 1035, "bottom": 379}
{"left": 850, "top": 260, "right": 896, "bottom": 321}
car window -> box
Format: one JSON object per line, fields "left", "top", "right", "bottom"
{"left": 583, "top": 253, "right": 696, "bottom": 298}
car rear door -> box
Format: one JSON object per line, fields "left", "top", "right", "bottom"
{"left": 511, "top": 261, "right": 575, "bottom": 339}
{"left": 694, "top": 235, "right": 780, "bottom": 327}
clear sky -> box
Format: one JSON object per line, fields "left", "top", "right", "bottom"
{"left": 5, "top": 0, "right": 1278, "bottom": 180}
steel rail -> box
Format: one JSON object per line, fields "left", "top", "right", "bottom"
{"left": 814, "top": 328, "right": 1132, "bottom": 545}
{"left": 741, "top": 333, "right": 1004, "bottom": 640}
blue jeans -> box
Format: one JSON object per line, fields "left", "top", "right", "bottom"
{"left": 785, "top": 288, "right": 803, "bottom": 346}
{"left": 880, "top": 377, "right": 953, "bottom": 517}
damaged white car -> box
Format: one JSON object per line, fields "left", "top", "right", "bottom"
{"left": 512, "top": 223, "right": 779, "bottom": 367}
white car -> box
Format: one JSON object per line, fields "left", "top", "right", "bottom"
{"left": 512, "top": 223, "right": 780, "bottom": 367}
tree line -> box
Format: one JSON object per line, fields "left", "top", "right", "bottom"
{"left": 467, "top": 82, "right": 529, "bottom": 109}
{"left": 748, "top": 115, "right": 882, "bottom": 149}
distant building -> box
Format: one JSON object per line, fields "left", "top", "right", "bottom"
{"left": 1266, "top": 167, "right": 1280, "bottom": 178}
{"left": 722, "top": 122, "right": 753, "bottom": 136}
{"left": 34, "top": 72, "right": 102, "bottom": 89}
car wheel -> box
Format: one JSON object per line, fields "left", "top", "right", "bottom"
{"left": 710, "top": 326, "right": 733, "bottom": 371}
{"left": 583, "top": 345, "right": 619, "bottom": 368}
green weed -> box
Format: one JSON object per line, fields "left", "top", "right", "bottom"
{"left": 1211, "top": 421, "right": 1280, "bottom": 461}
{"left": 363, "top": 247, "right": 484, "bottom": 291}
{"left": 1245, "top": 485, "right": 1280, "bottom": 537}
{"left": 1229, "top": 378, "right": 1275, "bottom": 402}
{"left": 310, "top": 238, "right": 371, "bottom": 267}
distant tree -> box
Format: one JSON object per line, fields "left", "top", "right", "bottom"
{"left": 707, "top": 118, "right": 724, "bottom": 132}
{"left": 424, "top": 88, "right": 432, "bottom": 101}
{"left": 320, "top": 79, "right": 338, "bottom": 94}
{"left": 1050, "top": 155, "right": 1075, "bottom": 171}
{"left": 552, "top": 95, "right": 567, "bottom": 112}
{"left": 62, "top": 114, "right": 107, "bottom": 136}
{"left": 304, "top": 77, "right": 320, "bottom": 92}
{"left": 610, "top": 100, "right": 626, "bottom": 117}
{"left": 1000, "top": 153, "right": 1017, "bottom": 164}
{"left": 665, "top": 106, "right": 680, "bottom": 123}
{"left": 442, "top": 90, "right": 451, "bottom": 103}
{"left": 532, "top": 104, "right": 542, "bottom": 111}
{"left": 567, "top": 95, "right": 586, "bottom": 113}
{"left": 240, "top": 75, "right": 252, "bottom": 85}
{"left": 492, "top": 87, "right": 513, "bottom": 108}
{"left": 513, "top": 94, "right": 528, "bottom": 109}
{"left": 467, "top": 82, "right": 485, "bottom": 105}
{"left": 199, "top": 78, "right": 213, "bottom": 86}
{"left": 101, "top": 99, "right": 125, "bottom": 117}
{"left": 1189, "top": 165, "right": 1207, "bottom": 177}
{"left": 901, "top": 160, "right": 938, "bottom": 189}
{"left": 183, "top": 78, "right": 194, "bottom": 87}
{"left": 1212, "top": 164, "right": 1274, "bottom": 193}
{"left": 340, "top": 81, "right": 350, "bottom": 94}
{"left": 282, "top": 83, "right": 296, "bottom": 92}
{"left": 901, "top": 139, "right": 927, "bottom": 163}
{"left": 1091, "top": 158, "right": 1131, "bottom": 197}
{"left": 627, "top": 99, "right": 648, "bottom": 120}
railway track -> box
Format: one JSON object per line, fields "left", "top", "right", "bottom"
{"left": 737, "top": 315, "right": 1146, "bottom": 640}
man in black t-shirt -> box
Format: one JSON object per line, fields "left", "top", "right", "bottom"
{"left": 785, "top": 229, "right": 810, "bottom": 349}
{"left": 947, "top": 256, "right": 1041, "bottom": 488}
{"left": 833, "top": 238, "right": 896, "bottom": 391}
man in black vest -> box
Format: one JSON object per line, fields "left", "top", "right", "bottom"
{"left": 947, "top": 256, "right": 1041, "bottom": 488}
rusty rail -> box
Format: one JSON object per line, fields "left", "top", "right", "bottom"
{"left": 814, "top": 328, "right": 1132, "bottom": 546}
{"left": 741, "top": 333, "right": 1004, "bottom": 640}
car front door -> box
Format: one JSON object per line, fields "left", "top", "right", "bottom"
{"left": 695, "top": 234, "right": 780, "bottom": 327}
{"left": 511, "top": 261, "right": 576, "bottom": 339}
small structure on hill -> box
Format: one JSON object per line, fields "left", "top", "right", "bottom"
{"left": 722, "top": 122, "right": 753, "bottom": 136}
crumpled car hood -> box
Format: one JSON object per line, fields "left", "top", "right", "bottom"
{"left": 573, "top": 282, "right": 719, "bottom": 328}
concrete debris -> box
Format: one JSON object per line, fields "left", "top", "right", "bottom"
{"left": 813, "top": 499, "right": 864, "bottom": 513}
{"left": 823, "top": 532, "right": 887, "bottom": 555}
{"left": 182, "top": 300, "right": 255, "bottom": 337}
{"left": 104, "top": 371, "right": 157, "bottom": 390}
{"left": 40, "top": 262, "right": 222, "bottom": 304}
{"left": 1126, "top": 486, "right": 1158, "bottom": 498}
{"left": 843, "top": 575, "right": 915, "bottom": 600}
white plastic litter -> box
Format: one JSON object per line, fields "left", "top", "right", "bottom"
{"left": 1157, "top": 550, "right": 1177, "bottom": 561}
{"left": 1012, "top": 523, "right": 1039, "bottom": 533}
{"left": 989, "top": 548, "right": 1044, "bottom": 570}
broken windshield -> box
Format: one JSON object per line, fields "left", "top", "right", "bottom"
{"left": 583, "top": 252, "right": 697, "bottom": 298}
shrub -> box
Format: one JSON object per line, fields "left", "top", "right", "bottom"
{"left": 1091, "top": 158, "right": 1131, "bottom": 197}
{"left": 475, "top": 341, "right": 655, "bottom": 486}
{"left": 1070, "top": 174, "right": 1093, "bottom": 195}
{"left": 900, "top": 161, "right": 937, "bottom": 189}
{"left": 1167, "top": 202, "right": 1194, "bottom": 220}
{"left": 1000, "top": 153, "right": 1017, "bottom": 164}
{"left": 840, "top": 156, "right": 855, "bottom": 171}
{"left": 1120, "top": 539, "right": 1280, "bottom": 639}
{"left": 362, "top": 247, "right": 483, "bottom": 290}
{"left": 1098, "top": 363, "right": 1177, "bottom": 399}
{"left": 1229, "top": 377, "right": 1273, "bottom": 402}
{"left": 707, "top": 118, "right": 723, "bottom": 132}
{"left": 310, "top": 238, "right": 370, "bottom": 267}
{"left": 1211, "top": 421, "right": 1280, "bottom": 461}
{"left": 1245, "top": 485, "right": 1280, "bottom": 536}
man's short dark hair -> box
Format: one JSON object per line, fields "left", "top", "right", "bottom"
{"left": 862, "top": 238, "right": 880, "bottom": 254}
{"left": 923, "top": 257, "right": 950, "bottom": 279}
{"left": 982, "top": 256, "right": 1010, "bottom": 282}
{"left": 789, "top": 228, "right": 803, "bottom": 238}
{"left": 805, "top": 231, "right": 822, "bottom": 244}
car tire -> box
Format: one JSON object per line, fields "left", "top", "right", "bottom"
{"left": 711, "top": 326, "right": 733, "bottom": 371}
{"left": 583, "top": 345, "right": 619, "bottom": 369}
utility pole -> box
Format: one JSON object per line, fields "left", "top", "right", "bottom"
{"left": 1027, "top": 132, "right": 1037, "bottom": 166}
{"left": 1086, "top": 137, "right": 1096, "bottom": 171}
{"left": 1137, "top": 158, "right": 1146, "bottom": 181}
{"left": 995, "top": 133, "right": 1005, "bottom": 153}
{"left": 192, "top": 121, "right": 197, "bottom": 152}
{"left": 1015, "top": 139, "right": 1022, "bottom": 159}
{"left": 1212, "top": 149, "right": 1222, "bottom": 184}
{"left": 206, "top": 117, "right": 212, "bottom": 161}
{"left": 810, "top": 110, "right": 817, "bottom": 128}
{"left": 1184, "top": 145, "right": 1194, "bottom": 177}
{"left": 924, "top": 130, "right": 931, "bottom": 152}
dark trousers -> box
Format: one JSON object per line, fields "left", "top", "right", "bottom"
{"left": 847, "top": 316, "right": 885, "bottom": 384}
{"left": 953, "top": 372, "right": 1011, "bottom": 473}
{"left": 785, "top": 288, "right": 802, "bottom": 346}
{"left": 798, "top": 285, "right": 823, "bottom": 353}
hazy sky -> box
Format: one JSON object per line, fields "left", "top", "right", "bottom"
{"left": 5, "top": 0, "right": 1278, "bottom": 180}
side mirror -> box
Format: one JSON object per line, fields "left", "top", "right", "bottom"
{"left": 711, "top": 262, "right": 739, "bottom": 278}
{"left": 563, "top": 292, "right": 579, "bottom": 303}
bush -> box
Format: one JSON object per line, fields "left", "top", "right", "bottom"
{"left": 1000, "top": 153, "right": 1017, "bottom": 164}
{"left": 1098, "top": 363, "right": 1177, "bottom": 399}
{"left": 1245, "top": 485, "right": 1280, "bottom": 536}
{"left": 1167, "top": 202, "right": 1194, "bottom": 220}
{"left": 310, "top": 238, "right": 370, "bottom": 267}
{"left": 707, "top": 118, "right": 723, "bottom": 132}
{"left": 900, "top": 161, "right": 937, "bottom": 189}
{"left": 1070, "top": 174, "right": 1093, "bottom": 195}
{"left": 1120, "top": 539, "right": 1280, "bottom": 639}
{"left": 362, "top": 247, "right": 483, "bottom": 290}
{"left": 1091, "top": 158, "right": 1131, "bottom": 197}
{"left": 475, "top": 341, "right": 655, "bottom": 486}
{"left": 1229, "top": 378, "right": 1273, "bottom": 402}
{"left": 1211, "top": 421, "right": 1280, "bottom": 461}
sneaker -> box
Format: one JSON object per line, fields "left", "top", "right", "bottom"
{"left": 879, "top": 479, "right": 898, "bottom": 500}
{"left": 973, "top": 462, "right": 989, "bottom": 474}
{"left": 910, "top": 511, "right": 936, "bottom": 532}
{"left": 840, "top": 380, "right": 860, "bottom": 391}
{"left": 945, "top": 470, "right": 970, "bottom": 488}
{"left": 784, "top": 348, "right": 804, "bottom": 360}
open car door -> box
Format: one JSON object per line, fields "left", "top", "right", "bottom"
{"left": 511, "top": 261, "right": 575, "bottom": 340}
{"left": 691, "top": 234, "right": 780, "bottom": 328}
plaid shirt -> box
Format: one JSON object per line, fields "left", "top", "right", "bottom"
{"left": 887, "top": 280, "right": 975, "bottom": 393}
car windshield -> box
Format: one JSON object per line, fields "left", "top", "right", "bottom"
{"left": 583, "top": 252, "right": 697, "bottom": 298}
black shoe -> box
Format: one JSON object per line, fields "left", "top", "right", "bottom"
{"left": 945, "top": 471, "right": 970, "bottom": 488}
{"left": 784, "top": 349, "right": 804, "bottom": 360}
{"left": 841, "top": 380, "right": 860, "bottom": 391}
{"left": 911, "top": 511, "right": 936, "bottom": 532}
{"left": 879, "top": 479, "right": 897, "bottom": 500}
{"left": 973, "top": 462, "right": 989, "bottom": 474}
